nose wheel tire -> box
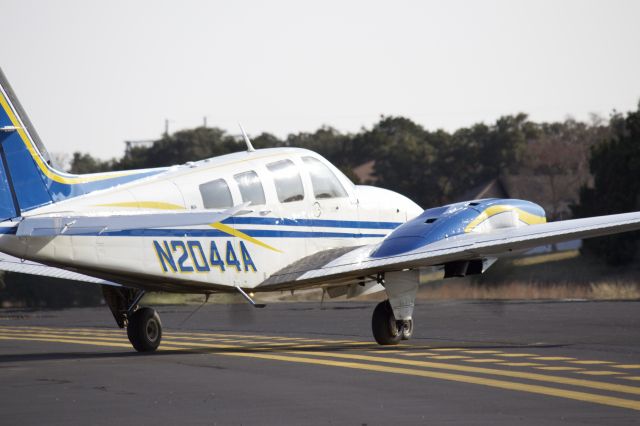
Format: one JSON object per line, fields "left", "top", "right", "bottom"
{"left": 127, "top": 307, "right": 162, "bottom": 352}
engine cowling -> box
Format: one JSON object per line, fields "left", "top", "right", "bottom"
{"left": 371, "top": 198, "right": 546, "bottom": 258}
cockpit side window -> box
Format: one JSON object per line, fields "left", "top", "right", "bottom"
{"left": 199, "top": 178, "right": 233, "bottom": 209}
{"left": 234, "top": 170, "right": 266, "bottom": 206}
{"left": 302, "top": 156, "right": 348, "bottom": 199}
{"left": 266, "top": 159, "right": 305, "bottom": 203}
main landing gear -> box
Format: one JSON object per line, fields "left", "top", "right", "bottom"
{"left": 372, "top": 300, "right": 413, "bottom": 345}
{"left": 371, "top": 269, "right": 419, "bottom": 345}
{"left": 102, "top": 287, "right": 163, "bottom": 352}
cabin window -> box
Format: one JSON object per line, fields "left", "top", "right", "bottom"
{"left": 199, "top": 178, "right": 233, "bottom": 209}
{"left": 234, "top": 170, "right": 266, "bottom": 206}
{"left": 302, "top": 156, "right": 348, "bottom": 199}
{"left": 266, "top": 159, "right": 305, "bottom": 203}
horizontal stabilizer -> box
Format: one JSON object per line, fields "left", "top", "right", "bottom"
{"left": 0, "top": 251, "right": 119, "bottom": 286}
{"left": 17, "top": 204, "right": 248, "bottom": 237}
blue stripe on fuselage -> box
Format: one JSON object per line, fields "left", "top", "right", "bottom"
{"left": 224, "top": 217, "right": 402, "bottom": 230}
{"left": 67, "top": 228, "right": 387, "bottom": 238}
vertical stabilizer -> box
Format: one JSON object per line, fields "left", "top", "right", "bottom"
{"left": 0, "top": 67, "right": 53, "bottom": 216}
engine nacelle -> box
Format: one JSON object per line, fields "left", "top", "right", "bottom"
{"left": 371, "top": 198, "right": 546, "bottom": 258}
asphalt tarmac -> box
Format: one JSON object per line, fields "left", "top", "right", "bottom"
{"left": 0, "top": 299, "right": 639, "bottom": 425}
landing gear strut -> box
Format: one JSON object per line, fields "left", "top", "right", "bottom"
{"left": 102, "top": 287, "right": 163, "bottom": 352}
{"left": 371, "top": 300, "right": 414, "bottom": 345}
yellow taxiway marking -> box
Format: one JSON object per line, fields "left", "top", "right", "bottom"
{"left": 570, "top": 360, "right": 614, "bottom": 365}
{"left": 579, "top": 371, "right": 624, "bottom": 376}
{"left": 463, "top": 358, "right": 505, "bottom": 363}
{"left": 430, "top": 355, "right": 471, "bottom": 360}
{"left": 289, "top": 351, "right": 640, "bottom": 396}
{"left": 533, "top": 357, "right": 576, "bottom": 361}
{"left": 0, "top": 326, "right": 354, "bottom": 346}
{"left": 536, "top": 367, "right": 584, "bottom": 371}
{"left": 623, "top": 377, "right": 640, "bottom": 381}
{"left": 495, "top": 353, "right": 538, "bottom": 358}
{"left": 3, "top": 330, "right": 640, "bottom": 411}
{"left": 402, "top": 352, "right": 439, "bottom": 357}
{"left": 502, "top": 362, "right": 543, "bottom": 367}
{"left": 614, "top": 365, "right": 640, "bottom": 369}
{"left": 228, "top": 351, "right": 640, "bottom": 412}
{"left": 462, "top": 350, "right": 503, "bottom": 354}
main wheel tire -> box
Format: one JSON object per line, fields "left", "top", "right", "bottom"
{"left": 371, "top": 300, "right": 401, "bottom": 345}
{"left": 400, "top": 319, "right": 413, "bottom": 340}
{"left": 127, "top": 307, "right": 162, "bottom": 352}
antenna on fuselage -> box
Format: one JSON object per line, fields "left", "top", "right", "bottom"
{"left": 238, "top": 123, "right": 256, "bottom": 152}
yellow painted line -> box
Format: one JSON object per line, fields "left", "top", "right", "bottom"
{"left": 0, "top": 326, "right": 122, "bottom": 335}
{"left": 533, "top": 357, "right": 576, "bottom": 361}
{"left": 95, "top": 201, "right": 185, "bottom": 210}
{"left": 579, "top": 371, "right": 624, "bottom": 376}
{"left": 624, "top": 377, "right": 640, "bottom": 382}
{"left": 0, "top": 331, "right": 130, "bottom": 345}
{"left": 402, "top": 352, "right": 440, "bottom": 357}
{"left": 371, "top": 350, "right": 406, "bottom": 354}
{"left": 495, "top": 353, "right": 538, "bottom": 358}
{"left": 4, "top": 332, "right": 640, "bottom": 411}
{"left": 430, "top": 355, "right": 471, "bottom": 360}
{"left": 463, "top": 358, "right": 505, "bottom": 363}
{"left": 261, "top": 342, "right": 299, "bottom": 347}
{"left": 536, "top": 367, "right": 584, "bottom": 371}
{"left": 431, "top": 348, "right": 465, "bottom": 352}
{"left": 0, "top": 328, "right": 331, "bottom": 351}
{"left": 462, "top": 350, "right": 503, "bottom": 354}
{"left": 0, "top": 326, "right": 347, "bottom": 344}
{"left": 501, "top": 362, "right": 544, "bottom": 367}
{"left": 210, "top": 222, "right": 282, "bottom": 253}
{"left": 290, "top": 351, "right": 640, "bottom": 396}
{"left": 613, "top": 365, "right": 640, "bottom": 369}
{"left": 0, "top": 335, "right": 181, "bottom": 352}
{"left": 570, "top": 360, "right": 614, "bottom": 365}
{"left": 229, "top": 351, "right": 640, "bottom": 411}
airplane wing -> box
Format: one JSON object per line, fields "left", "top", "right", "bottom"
{"left": 0, "top": 252, "right": 119, "bottom": 286}
{"left": 16, "top": 204, "right": 249, "bottom": 237}
{"left": 259, "top": 211, "right": 640, "bottom": 290}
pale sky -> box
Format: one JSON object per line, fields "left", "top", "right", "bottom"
{"left": 3, "top": 0, "right": 640, "bottom": 159}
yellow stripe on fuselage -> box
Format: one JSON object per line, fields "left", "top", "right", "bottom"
{"left": 0, "top": 91, "right": 146, "bottom": 184}
{"left": 210, "top": 222, "right": 282, "bottom": 253}
{"left": 95, "top": 201, "right": 186, "bottom": 210}
{"left": 465, "top": 205, "right": 546, "bottom": 233}
{"left": 91, "top": 200, "right": 281, "bottom": 253}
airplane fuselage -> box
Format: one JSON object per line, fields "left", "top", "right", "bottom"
{"left": 0, "top": 148, "right": 422, "bottom": 292}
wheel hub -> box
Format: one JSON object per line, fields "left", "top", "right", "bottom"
{"left": 145, "top": 319, "right": 159, "bottom": 341}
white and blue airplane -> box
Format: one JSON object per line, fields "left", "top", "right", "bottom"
{"left": 1, "top": 67, "right": 640, "bottom": 352}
